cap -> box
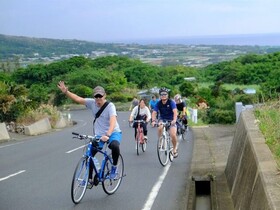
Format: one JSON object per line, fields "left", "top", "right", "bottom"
{"left": 93, "top": 86, "right": 105, "bottom": 96}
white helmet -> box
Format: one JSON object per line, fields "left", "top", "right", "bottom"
{"left": 174, "top": 94, "right": 181, "bottom": 101}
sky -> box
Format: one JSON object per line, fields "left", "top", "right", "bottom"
{"left": 1, "top": 0, "right": 280, "bottom": 43}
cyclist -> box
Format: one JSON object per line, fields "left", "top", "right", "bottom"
{"left": 129, "top": 99, "right": 151, "bottom": 141}
{"left": 57, "top": 81, "right": 122, "bottom": 181}
{"left": 151, "top": 88, "right": 178, "bottom": 158}
{"left": 129, "top": 96, "right": 139, "bottom": 111}
{"left": 149, "top": 95, "right": 159, "bottom": 120}
{"left": 174, "top": 94, "right": 188, "bottom": 130}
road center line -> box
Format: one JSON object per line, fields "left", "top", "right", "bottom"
{"left": 0, "top": 170, "right": 26, "bottom": 182}
{"left": 141, "top": 163, "right": 171, "bottom": 210}
{"left": 66, "top": 145, "right": 85, "bottom": 154}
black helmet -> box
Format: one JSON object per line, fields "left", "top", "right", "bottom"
{"left": 159, "top": 87, "right": 169, "bottom": 94}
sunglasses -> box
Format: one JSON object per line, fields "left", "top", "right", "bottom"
{"left": 94, "top": 94, "right": 104, "bottom": 99}
{"left": 160, "top": 93, "right": 168, "bottom": 96}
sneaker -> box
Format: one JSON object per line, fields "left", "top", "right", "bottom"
{"left": 144, "top": 136, "right": 148, "bottom": 142}
{"left": 87, "top": 179, "right": 93, "bottom": 189}
{"left": 110, "top": 165, "right": 117, "bottom": 179}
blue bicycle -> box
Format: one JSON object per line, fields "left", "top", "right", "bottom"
{"left": 71, "top": 132, "right": 124, "bottom": 204}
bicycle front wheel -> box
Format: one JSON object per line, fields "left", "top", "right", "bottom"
{"left": 71, "top": 157, "right": 89, "bottom": 204}
{"left": 157, "top": 136, "right": 169, "bottom": 166}
{"left": 102, "top": 154, "right": 124, "bottom": 195}
{"left": 181, "top": 125, "right": 187, "bottom": 141}
{"left": 141, "top": 139, "right": 147, "bottom": 152}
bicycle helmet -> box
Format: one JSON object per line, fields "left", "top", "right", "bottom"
{"left": 159, "top": 87, "right": 169, "bottom": 94}
{"left": 174, "top": 94, "right": 181, "bottom": 101}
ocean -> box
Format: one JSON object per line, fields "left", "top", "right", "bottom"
{"left": 119, "top": 33, "right": 280, "bottom": 46}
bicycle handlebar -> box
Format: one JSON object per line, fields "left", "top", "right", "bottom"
{"left": 72, "top": 132, "right": 100, "bottom": 142}
{"left": 133, "top": 120, "right": 145, "bottom": 123}
{"left": 153, "top": 121, "right": 172, "bottom": 127}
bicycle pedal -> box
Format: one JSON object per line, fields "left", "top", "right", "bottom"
{"left": 93, "top": 176, "right": 99, "bottom": 186}
{"left": 87, "top": 182, "right": 93, "bottom": 189}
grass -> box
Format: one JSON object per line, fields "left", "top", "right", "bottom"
{"left": 254, "top": 101, "right": 280, "bottom": 167}
{"left": 198, "top": 82, "right": 260, "bottom": 91}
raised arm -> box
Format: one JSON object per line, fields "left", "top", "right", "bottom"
{"left": 57, "top": 81, "right": 86, "bottom": 105}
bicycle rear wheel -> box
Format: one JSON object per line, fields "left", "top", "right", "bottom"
{"left": 102, "top": 154, "right": 124, "bottom": 195}
{"left": 157, "top": 136, "right": 169, "bottom": 166}
{"left": 71, "top": 157, "right": 89, "bottom": 204}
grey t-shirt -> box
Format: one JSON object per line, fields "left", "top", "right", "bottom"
{"left": 85, "top": 99, "right": 121, "bottom": 136}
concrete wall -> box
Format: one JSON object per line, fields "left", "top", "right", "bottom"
{"left": 24, "top": 117, "right": 52, "bottom": 135}
{"left": 0, "top": 123, "right": 10, "bottom": 141}
{"left": 225, "top": 110, "right": 280, "bottom": 209}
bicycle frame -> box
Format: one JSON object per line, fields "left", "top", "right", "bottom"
{"left": 133, "top": 120, "right": 147, "bottom": 155}
{"left": 85, "top": 142, "right": 112, "bottom": 182}
{"left": 135, "top": 120, "right": 144, "bottom": 144}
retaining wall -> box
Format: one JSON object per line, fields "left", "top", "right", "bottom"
{"left": 225, "top": 110, "right": 280, "bottom": 209}
{"left": 0, "top": 123, "right": 10, "bottom": 141}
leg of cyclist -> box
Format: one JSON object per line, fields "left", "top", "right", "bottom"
{"left": 134, "top": 127, "right": 137, "bottom": 139}
{"left": 109, "top": 140, "right": 120, "bottom": 165}
{"left": 183, "top": 116, "right": 188, "bottom": 128}
{"left": 109, "top": 141, "right": 119, "bottom": 179}
{"left": 169, "top": 125, "right": 178, "bottom": 157}
{"left": 88, "top": 150, "right": 98, "bottom": 187}
{"left": 176, "top": 120, "right": 181, "bottom": 135}
{"left": 142, "top": 122, "right": 148, "bottom": 141}
{"left": 157, "top": 121, "right": 163, "bottom": 137}
{"left": 108, "top": 135, "right": 121, "bottom": 179}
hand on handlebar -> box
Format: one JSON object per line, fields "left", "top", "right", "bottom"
{"left": 100, "top": 135, "right": 110, "bottom": 142}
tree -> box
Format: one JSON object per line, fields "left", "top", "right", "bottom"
{"left": 179, "top": 82, "right": 195, "bottom": 97}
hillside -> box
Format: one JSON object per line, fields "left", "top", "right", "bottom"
{"left": 1, "top": 34, "right": 280, "bottom": 68}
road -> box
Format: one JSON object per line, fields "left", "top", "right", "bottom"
{"left": 0, "top": 110, "right": 194, "bottom": 210}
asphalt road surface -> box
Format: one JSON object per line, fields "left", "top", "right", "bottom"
{"left": 0, "top": 110, "right": 194, "bottom": 210}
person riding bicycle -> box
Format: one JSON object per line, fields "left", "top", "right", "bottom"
{"left": 151, "top": 88, "right": 178, "bottom": 158}
{"left": 149, "top": 95, "right": 159, "bottom": 121}
{"left": 57, "top": 81, "right": 122, "bottom": 181}
{"left": 129, "top": 96, "right": 139, "bottom": 111}
{"left": 129, "top": 99, "right": 151, "bottom": 142}
{"left": 174, "top": 94, "right": 188, "bottom": 128}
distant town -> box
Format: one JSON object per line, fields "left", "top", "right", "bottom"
{"left": 1, "top": 34, "right": 280, "bottom": 70}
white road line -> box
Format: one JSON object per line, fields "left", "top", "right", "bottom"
{"left": 0, "top": 170, "right": 26, "bottom": 182}
{"left": 0, "top": 142, "right": 24, "bottom": 149}
{"left": 66, "top": 145, "right": 85, "bottom": 154}
{"left": 141, "top": 163, "right": 171, "bottom": 210}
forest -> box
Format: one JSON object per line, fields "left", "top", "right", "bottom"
{"left": 1, "top": 52, "right": 280, "bottom": 125}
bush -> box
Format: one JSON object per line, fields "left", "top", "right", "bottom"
{"left": 109, "top": 93, "right": 130, "bottom": 103}
{"left": 208, "top": 108, "right": 235, "bottom": 124}
{"left": 17, "top": 104, "right": 60, "bottom": 128}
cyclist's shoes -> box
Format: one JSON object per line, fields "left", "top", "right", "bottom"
{"left": 110, "top": 165, "right": 118, "bottom": 179}
{"left": 144, "top": 136, "right": 148, "bottom": 142}
{"left": 87, "top": 179, "right": 93, "bottom": 189}
{"left": 173, "top": 150, "right": 178, "bottom": 158}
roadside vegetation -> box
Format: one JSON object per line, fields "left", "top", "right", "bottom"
{"left": 254, "top": 101, "right": 280, "bottom": 166}
{"left": 0, "top": 52, "right": 280, "bottom": 161}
